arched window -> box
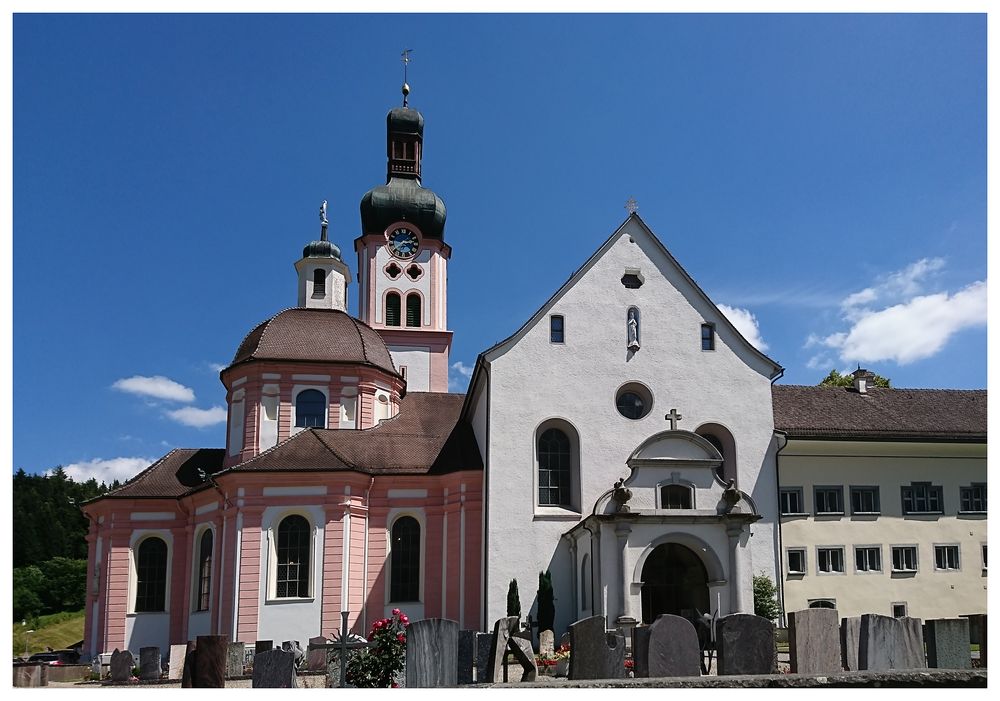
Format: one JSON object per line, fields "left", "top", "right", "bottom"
{"left": 386, "top": 292, "right": 401, "bottom": 326}
{"left": 196, "top": 529, "right": 213, "bottom": 611}
{"left": 312, "top": 268, "right": 326, "bottom": 295}
{"left": 809, "top": 599, "right": 837, "bottom": 609}
{"left": 661, "top": 484, "right": 693, "bottom": 509}
{"left": 295, "top": 389, "right": 326, "bottom": 428}
{"left": 538, "top": 428, "right": 571, "bottom": 506}
{"left": 390, "top": 516, "right": 421, "bottom": 602}
{"left": 276, "top": 515, "right": 311, "bottom": 598}
{"left": 135, "top": 537, "right": 168, "bottom": 612}
{"left": 405, "top": 293, "right": 421, "bottom": 327}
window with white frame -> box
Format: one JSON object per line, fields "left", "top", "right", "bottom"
{"left": 891, "top": 545, "right": 918, "bottom": 572}
{"left": 901, "top": 482, "right": 943, "bottom": 514}
{"left": 135, "top": 537, "right": 168, "bottom": 612}
{"left": 295, "top": 389, "right": 327, "bottom": 428}
{"left": 389, "top": 516, "right": 421, "bottom": 602}
{"left": 892, "top": 602, "right": 908, "bottom": 618}
{"left": 960, "top": 484, "right": 987, "bottom": 513}
{"left": 850, "top": 486, "right": 880, "bottom": 514}
{"left": 854, "top": 546, "right": 882, "bottom": 573}
{"left": 275, "top": 515, "right": 311, "bottom": 598}
{"left": 196, "top": 529, "right": 213, "bottom": 612}
{"left": 934, "top": 544, "right": 960, "bottom": 571}
{"left": 817, "top": 547, "right": 845, "bottom": 574}
{"left": 787, "top": 548, "right": 806, "bottom": 575}
{"left": 780, "top": 488, "right": 804, "bottom": 515}
{"left": 814, "top": 486, "right": 844, "bottom": 514}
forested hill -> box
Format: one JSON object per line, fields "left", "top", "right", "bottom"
{"left": 12, "top": 468, "right": 111, "bottom": 568}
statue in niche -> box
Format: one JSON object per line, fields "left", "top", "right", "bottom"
{"left": 627, "top": 308, "right": 640, "bottom": 351}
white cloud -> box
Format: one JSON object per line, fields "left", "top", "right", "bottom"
{"left": 821, "top": 281, "right": 986, "bottom": 365}
{"left": 166, "top": 405, "right": 228, "bottom": 428}
{"left": 840, "top": 257, "right": 945, "bottom": 321}
{"left": 112, "top": 375, "right": 195, "bottom": 403}
{"left": 208, "top": 362, "right": 226, "bottom": 372}
{"left": 448, "top": 361, "right": 475, "bottom": 392}
{"left": 451, "top": 361, "right": 474, "bottom": 378}
{"left": 55, "top": 457, "right": 154, "bottom": 485}
{"left": 718, "top": 304, "right": 769, "bottom": 352}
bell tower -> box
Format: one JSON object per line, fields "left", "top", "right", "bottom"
{"left": 356, "top": 69, "right": 452, "bottom": 392}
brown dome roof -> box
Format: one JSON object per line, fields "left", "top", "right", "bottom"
{"left": 228, "top": 308, "right": 399, "bottom": 378}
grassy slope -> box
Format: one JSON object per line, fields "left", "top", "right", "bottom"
{"left": 12, "top": 610, "right": 85, "bottom": 658}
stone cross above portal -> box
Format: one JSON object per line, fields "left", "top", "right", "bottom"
{"left": 625, "top": 197, "right": 639, "bottom": 214}
{"left": 665, "top": 408, "right": 683, "bottom": 430}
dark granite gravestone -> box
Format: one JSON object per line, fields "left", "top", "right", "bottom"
{"left": 715, "top": 613, "right": 777, "bottom": 675}
{"left": 139, "top": 646, "right": 161, "bottom": 681}
{"left": 168, "top": 644, "right": 186, "bottom": 680}
{"left": 858, "top": 614, "right": 926, "bottom": 671}
{"left": 458, "top": 630, "right": 476, "bottom": 684}
{"left": 405, "top": 618, "right": 460, "bottom": 687}
{"left": 962, "top": 614, "right": 986, "bottom": 668}
{"left": 192, "top": 634, "right": 229, "bottom": 687}
{"left": 306, "top": 636, "right": 328, "bottom": 671}
{"left": 475, "top": 632, "right": 492, "bottom": 682}
{"left": 181, "top": 640, "right": 197, "bottom": 688}
{"left": 252, "top": 648, "right": 298, "bottom": 688}
{"left": 926, "top": 618, "right": 971, "bottom": 669}
{"left": 568, "top": 615, "right": 626, "bottom": 681}
{"left": 640, "top": 614, "right": 702, "bottom": 677}
{"left": 632, "top": 627, "right": 652, "bottom": 678}
{"left": 840, "top": 616, "right": 862, "bottom": 671}
{"left": 254, "top": 640, "right": 273, "bottom": 654}
{"left": 788, "top": 608, "right": 841, "bottom": 674}
{"left": 110, "top": 648, "right": 135, "bottom": 682}
{"left": 226, "top": 642, "right": 245, "bottom": 677}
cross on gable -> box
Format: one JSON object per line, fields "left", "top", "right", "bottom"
{"left": 625, "top": 197, "right": 638, "bottom": 214}
{"left": 665, "top": 408, "right": 683, "bottom": 430}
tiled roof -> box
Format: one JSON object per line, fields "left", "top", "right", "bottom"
{"left": 96, "top": 448, "right": 226, "bottom": 500}
{"left": 227, "top": 308, "right": 399, "bottom": 378}
{"left": 772, "top": 385, "right": 986, "bottom": 441}
{"left": 231, "top": 392, "right": 481, "bottom": 475}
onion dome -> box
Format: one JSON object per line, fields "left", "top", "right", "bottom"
{"left": 302, "top": 238, "right": 342, "bottom": 260}
{"left": 227, "top": 308, "right": 399, "bottom": 378}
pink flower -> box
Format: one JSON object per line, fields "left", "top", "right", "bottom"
{"left": 400, "top": 615, "right": 408, "bottom": 624}
{"left": 392, "top": 608, "right": 401, "bottom": 616}
{"left": 397, "top": 633, "right": 406, "bottom": 643}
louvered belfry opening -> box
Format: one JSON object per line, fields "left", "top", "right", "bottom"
{"left": 406, "top": 294, "right": 421, "bottom": 327}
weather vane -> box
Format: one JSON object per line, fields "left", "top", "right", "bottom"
{"left": 401, "top": 49, "right": 413, "bottom": 107}
{"left": 625, "top": 197, "right": 639, "bottom": 214}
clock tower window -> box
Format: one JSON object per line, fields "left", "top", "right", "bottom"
{"left": 386, "top": 292, "right": 402, "bottom": 327}
{"left": 406, "top": 293, "right": 422, "bottom": 328}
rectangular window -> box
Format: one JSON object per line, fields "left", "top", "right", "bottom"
{"left": 892, "top": 602, "right": 908, "bottom": 618}
{"left": 934, "top": 545, "right": 960, "bottom": 571}
{"left": 780, "top": 488, "right": 804, "bottom": 515}
{"left": 850, "top": 486, "right": 881, "bottom": 514}
{"left": 550, "top": 315, "right": 564, "bottom": 343}
{"left": 891, "top": 546, "right": 918, "bottom": 572}
{"left": 855, "top": 546, "right": 882, "bottom": 573}
{"left": 960, "top": 484, "right": 987, "bottom": 513}
{"left": 817, "top": 547, "right": 845, "bottom": 574}
{"left": 701, "top": 323, "right": 715, "bottom": 351}
{"left": 982, "top": 544, "right": 988, "bottom": 571}
{"left": 787, "top": 549, "right": 806, "bottom": 575}
{"left": 901, "top": 483, "right": 943, "bottom": 514}
{"left": 814, "top": 486, "right": 844, "bottom": 514}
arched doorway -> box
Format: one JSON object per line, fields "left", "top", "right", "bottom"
{"left": 640, "top": 542, "right": 710, "bottom": 624}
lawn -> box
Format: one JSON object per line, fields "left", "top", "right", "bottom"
{"left": 13, "top": 610, "right": 85, "bottom": 659}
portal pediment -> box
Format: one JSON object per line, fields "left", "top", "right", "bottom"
{"left": 627, "top": 430, "right": 723, "bottom": 468}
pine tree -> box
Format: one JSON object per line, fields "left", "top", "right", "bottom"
{"left": 506, "top": 579, "right": 521, "bottom": 618}
{"left": 537, "top": 570, "right": 555, "bottom": 632}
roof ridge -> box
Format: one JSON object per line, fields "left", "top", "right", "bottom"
{"left": 104, "top": 449, "right": 182, "bottom": 496}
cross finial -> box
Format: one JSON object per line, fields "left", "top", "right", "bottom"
{"left": 401, "top": 49, "right": 413, "bottom": 106}
{"left": 625, "top": 197, "right": 638, "bottom": 215}
{"left": 665, "top": 408, "right": 683, "bottom": 430}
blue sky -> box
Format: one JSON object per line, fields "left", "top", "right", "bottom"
{"left": 11, "top": 13, "right": 987, "bottom": 482}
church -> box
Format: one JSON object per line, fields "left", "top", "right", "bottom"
{"left": 80, "top": 88, "right": 986, "bottom": 660}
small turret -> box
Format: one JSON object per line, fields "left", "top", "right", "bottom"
{"left": 295, "top": 200, "right": 350, "bottom": 310}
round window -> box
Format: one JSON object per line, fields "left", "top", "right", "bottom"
{"left": 616, "top": 383, "right": 653, "bottom": 420}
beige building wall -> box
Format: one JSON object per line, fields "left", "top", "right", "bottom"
{"left": 778, "top": 439, "right": 986, "bottom": 620}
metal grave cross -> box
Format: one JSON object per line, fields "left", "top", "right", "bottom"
{"left": 665, "top": 408, "right": 683, "bottom": 430}
{"left": 307, "top": 611, "right": 373, "bottom": 688}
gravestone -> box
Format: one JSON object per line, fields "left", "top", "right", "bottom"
{"left": 168, "top": 644, "right": 187, "bottom": 680}
{"left": 963, "top": 614, "right": 987, "bottom": 667}
{"left": 139, "top": 646, "right": 161, "bottom": 681}
{"left": 840, "top": 616, "right": 862, "bottom": 671}
{"left": 255, "top": 640, "right": 273, "bottom": 654}
{"left": 632, "top": 627, "right": 651, "bottom": 678}
{"left": 181, "top": 640, "right": 197, "bottom": 688}
{"left": 508, "top": 637, "right": 537, "bottom": 682}
{"left": 788, "top": 608, "right": 841, "bottom": 674}
{"left": 281, "top": 640, "right": 305, "bottom": 669}
{"left": 226, "top": 642, "right": 245, "bottom": 677}
{"left": 486, "top": 617, "right": 537, "bottom": 683}
{"left": 193, "top": 634, "right": 229, "bottom": 687}
{"left": 13, "top": 663, "right": 48, "bottom": 687}
{"left": 457, "top": 630, "right": 476, "bottom": 684}
{"left": 406, "top": 618, "right": 460, "bottom": 687}
{"left": 475, "top": 632, "right": 492, "bottom": 682}
{"left": 858, "top": 614, "right": 926, "bottom": 671}
{"left": 715, "top": 613, "right": 777, "bottom": 675}
{"left": 568, "top": 615, "right": 626, "bottom": 680}
{"left": 110, "top": 648, "right": 135, "bottom": 682}
{"left": 539, "top": 629, "right": 555, "bottom": 657}
{"left": 252, "top": 648, "right": 297, "bottom": 688}
{"left": 307, "top": 636, "right": 328, "bottom": 671}
{"left": 640, "top": 614, "right": 701, "bottom": 677}
{"left": 926, "top": 618, "right": 971, "bottom": 669}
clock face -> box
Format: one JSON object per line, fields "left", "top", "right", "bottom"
{"left": 388, "top": 227, "right": 419, "bottom": 258}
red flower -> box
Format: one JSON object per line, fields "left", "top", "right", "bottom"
{"left": 392, "top": 608, "right": 401, "bottom": 616}
{"left": 397, "top": 633, "right": 406, "bottom": 643}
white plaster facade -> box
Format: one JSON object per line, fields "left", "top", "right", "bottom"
{"left": 778, "top": 439, "right": 987, "bottom": 621}
{"left": 467, "top": 214, "right": 784, "bottom": 633}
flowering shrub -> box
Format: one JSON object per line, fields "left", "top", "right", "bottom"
{"left": 346, "top": 608, "right": 409, "bottom": 688}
